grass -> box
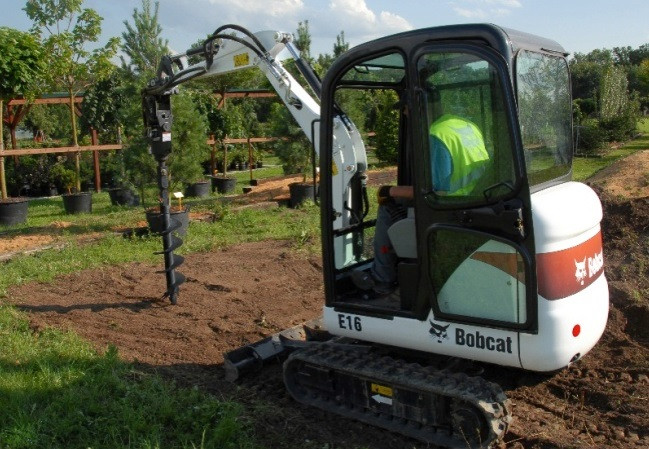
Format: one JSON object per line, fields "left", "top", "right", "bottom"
{"left": 573, "top": 117, "right": 649, "bottom": 181}
{"left": 0, "top": 200, "right": 320, "bottom": 296}
{"left": 0, "top": 187, "right": 319, "bottom": 448}
{"left": 0, "top": 305, "right": 258, "bottom": 449}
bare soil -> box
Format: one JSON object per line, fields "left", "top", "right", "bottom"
{"left": 5, "top": 159, "right": 649, "bottom": 449}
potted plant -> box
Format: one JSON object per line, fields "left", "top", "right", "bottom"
{"left": 106, "top": 182, "right": 140, "bottom": 206}
{"left": 212, "top": 143, "right": 237, "bottom": 194}
{"left": 194, "top": 92, "right": 238, "bottom": 194}
{"left": 269, "top": 103, "right": 316, "bottom": 207}
{"left": 185, "top": 178, "right": 211, "bottom": 198}
{"left": 0, "top": 28, "right": 46, "bottom": 226}
{"left": 51, "top": 161, "right": 92, "bottom": 214}
{"left": 145, "top": 192, "right": 190, "bottom": 236}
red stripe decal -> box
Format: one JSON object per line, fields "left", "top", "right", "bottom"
{"left": 536, "top": 231, "right": 604, "bottom": 300}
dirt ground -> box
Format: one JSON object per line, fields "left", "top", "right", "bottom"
{"left": 4, "top": 158, "right": 649, "bottom": 449}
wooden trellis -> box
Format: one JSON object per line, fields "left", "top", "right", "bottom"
{"left": 0, "top": 89, "right": 282, "bottom": 195}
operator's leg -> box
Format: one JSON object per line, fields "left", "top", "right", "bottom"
{"left": 371, "top": 203, "right": 398, "bottom": 286}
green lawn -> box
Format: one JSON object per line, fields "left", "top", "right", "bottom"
{"left": 0, "top": 305, "right": 257, "bottom": 449}
{"left": 573, "top": 117, "right": 649, "bottom": 181}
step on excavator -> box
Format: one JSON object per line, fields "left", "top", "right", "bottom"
{"left": 142, "top": 23, "right": 609, "bottom": 448}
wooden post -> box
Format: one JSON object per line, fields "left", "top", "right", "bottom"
{"left": 91, "top": 128, "right": 101, "bottom": 192}
{"left": 247, "top": 137, "right": 254, "bottom": 183}
{"left": 209, "top": 134, "right": 216, "bottom": 175}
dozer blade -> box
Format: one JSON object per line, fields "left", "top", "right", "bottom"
{"left": 223, "top": 317, "right": 327, "bottom": 382}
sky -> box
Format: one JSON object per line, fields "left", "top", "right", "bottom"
{"left": 2, "top": 0, "right": 649, "bottom": 60}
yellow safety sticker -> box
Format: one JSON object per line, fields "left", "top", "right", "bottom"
{"left": 331, "top": 161, "right": 338, "bottom": 176}
{"left": 370, "top": 383, "right": 393, "bottom": 397}
{"left": 233, "top": 53, "right": 249, "bottom": 67}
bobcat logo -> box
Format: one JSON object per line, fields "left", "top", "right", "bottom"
{"left": 574, "top": 258, "right": 587, "bottom": 285}
{"left": 429, "top": 321, "right": 450, "bottom": 343}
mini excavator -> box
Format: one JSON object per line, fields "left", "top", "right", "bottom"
{"left": 142, "top": 24, "right": 609, "bottom": 448}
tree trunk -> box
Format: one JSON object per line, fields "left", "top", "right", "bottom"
{"left": 91, "top": 128, "right": 101, "bottom": 192}
{"left": 0, "top": 99, "right": 6, "bottom": 200}
{"left": 69, "top": 90, "right": 81, "bottom": 192}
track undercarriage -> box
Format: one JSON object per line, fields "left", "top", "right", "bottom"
{"left": 224, "top": 319, "right": 511, "bottom": 448}
{"left": 283, "top": 341, "right": 511, "bottom": 449}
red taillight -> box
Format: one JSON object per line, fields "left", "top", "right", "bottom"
{"left": 572, "top": 324, "right": 581, "bottom": 337}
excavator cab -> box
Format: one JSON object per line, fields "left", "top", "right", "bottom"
{"left": 318, "top": 24, "right": 608, "bottom": 372}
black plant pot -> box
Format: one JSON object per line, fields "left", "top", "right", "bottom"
{"left": 107, "top": 187, "right": 140, "bottom": 206}
{"left": 288, "top": 182, "right": 315, "bottom": 208}
{"left": 62, "top": 192, "right": 92, "bottom": 214}
{"left": 145, "top": 206, "right": 190, "bottom": 236}
{"left": 185, "top": 181, "right": 210, "bottom": 198}
{"left": 0, "top": 198, "right": 29, "bottom": 226}
{"left": 212, "top": 176, "right": 237, "bottom": 194}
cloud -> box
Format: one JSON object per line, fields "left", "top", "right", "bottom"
{"left": 454, "top": 7, "right": 488, "bottom": 19}
{"left": 155, "top": 0, "right": 412, "bottom": 57}
{"left": 326, "top": 0, "right": 413, "bottom": 44}
{"left": 452, "top": 0, "right": 522, "bottom": 19}
{"left": 206, "top": 0, "right": 305, "bottom": 17}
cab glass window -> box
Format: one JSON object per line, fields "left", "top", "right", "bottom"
{"left": 429, "top": 228, "right": 527, "bottom": 325}
{"left": 516, "top": 50, "right": 572, "bottom": 186}
{"left": 418, "top": 51, "right": 517, "bottom": 205}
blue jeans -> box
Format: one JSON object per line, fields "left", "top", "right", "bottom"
{"left": 371, "top": 203, "right": 399, "bottom": 285}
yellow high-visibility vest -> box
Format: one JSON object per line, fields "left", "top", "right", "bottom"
{"left": 429, "top": 114, "right": 489, "bottom": 195}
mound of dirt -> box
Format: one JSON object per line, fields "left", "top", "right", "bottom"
{"left": 587, "top": 149, "right": 649, "bottom": 199}
{"left": 5, "top": 156, "right": 649, "bottom": 448}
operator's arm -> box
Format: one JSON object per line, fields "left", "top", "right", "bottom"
{"left": 389, "top": 185, "right": 414, "bottom": 200}
{"left": 377, "top": 185, "right": 414, "bottom": 206}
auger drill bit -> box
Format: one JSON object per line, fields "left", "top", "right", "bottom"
{"left": 154, "top": 159, "right": 185, "bottom": 304}
{"left": 142, "top": 79, "right": 185, "bottom": 304}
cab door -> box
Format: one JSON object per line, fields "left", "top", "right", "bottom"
{"left": 411, "top": 44, "right": 538, "bottom": 331}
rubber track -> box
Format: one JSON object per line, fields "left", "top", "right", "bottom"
{"left": 284, "top": 342, "right": 511, "bottom": 449}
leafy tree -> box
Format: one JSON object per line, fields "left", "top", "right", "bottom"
{"left": 24, "top": 0, "right": 119, "bottom": 192}
{"left": 374, "top": 90, "right": 400, "bottom": 163}
{"left": 80, "top": 77, "right": 124, "bottom": 138}
{"left": 25, "top": 103, "right": 72, "bottom": 140}
{"left": 599, "top": 63, "right": 639, "bottom": 140}
{"left": 269, "top": 102, "right": 312, "bottom": 179}
{"left": 0, "top": 26, "right": 45, "bottom": 199}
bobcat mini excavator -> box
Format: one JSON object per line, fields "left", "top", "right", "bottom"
{"left": 142, "top": 24, "right": 609, "bottom": 448}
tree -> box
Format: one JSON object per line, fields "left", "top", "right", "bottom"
{"left": 0, "top": 26, "right": 45, "bottom": 199}
{"left": 269, "top": 102, "right": 312, "bottom": 179}
{"left": 120, "top": 0, "right": 168, "bottom": 80}
{"left": 315, "top": 30, "right": 349, "bottom": 75}
{"left": 294, "top": 20, "right": 312, "bottom": 63}
{"left": 166, "top": 92, "right": 208, "bottom": 189}
{"left": 333, "top": 31, "right": 349, "bottom": 58}
{"left": 24, "top": 0, "right": 119, "bottom": 192}
{"left": 374, "top": 90, "right": 400, "bottom": 163}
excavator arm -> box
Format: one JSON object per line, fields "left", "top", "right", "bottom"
{"left": 142, "top": 25, "right": 368, "bottom": 303}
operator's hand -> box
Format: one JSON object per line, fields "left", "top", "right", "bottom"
{"left": 377, "top": 185, "right": 393, "bottom": 206}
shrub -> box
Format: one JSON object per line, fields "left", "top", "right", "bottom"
{"left": 575, "top": 119, "right": 606, "bottom": 155}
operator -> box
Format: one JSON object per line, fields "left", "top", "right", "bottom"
{"left": 352, "top": 87, "right": 490, "bottom": 296}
